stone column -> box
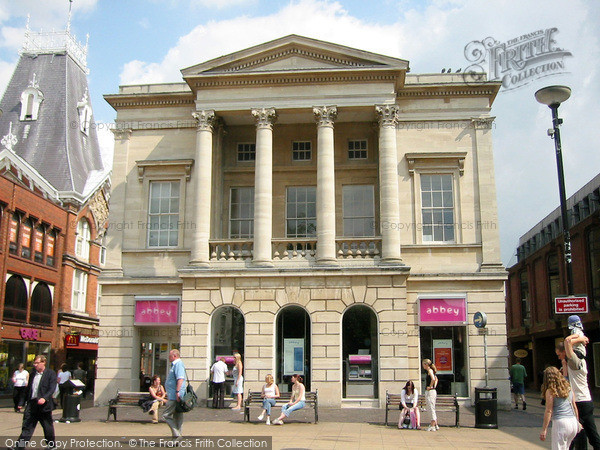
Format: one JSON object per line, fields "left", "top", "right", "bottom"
{"left": 251, "top": 108, "right": 277, "bottom": 267}
{"left": 190, "top": 110, "right": 216, "bottom": 266}
{"left": 314, "top": 106, "right": 338, "bottom": 265}
{"left": 376, "top": 105, "right": 402, "bottom": 264}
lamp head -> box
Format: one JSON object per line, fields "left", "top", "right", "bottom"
{"left": 535, "top": 85, "right": 571, "bottom": 108}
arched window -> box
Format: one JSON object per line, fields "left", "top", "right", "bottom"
{"left": 3, "top": 275, "right": 28, "bottom": 322}
{"left": 30, "top": 282, "right": 52, "bottom": 326}
{"left": 9, "top": 214, "right": 20, "bottom": 254}
{"left": 76, "top": 219, "right": 90, "bottom": 261}
{"left": 19, "top": 85, "right": 43, "bottom": 121}
{"left": 20, "top": 218, "right": 33, "bottom": 259}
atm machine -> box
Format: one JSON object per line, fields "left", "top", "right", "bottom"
{"left": 344, "top": 352, "right": 374, "bottom": 397}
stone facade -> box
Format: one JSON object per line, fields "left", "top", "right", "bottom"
{"left": 97, "top": 35, "right": 509, "bottom": 407}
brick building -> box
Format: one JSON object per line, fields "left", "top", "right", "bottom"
{"left": 0, "top": 24, "right": 110, "bottom": 395}
{"left": 506, "top": 173, "right": 600, "bottom": 391}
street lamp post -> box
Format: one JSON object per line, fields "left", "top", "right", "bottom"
{"left": 535, "top": 85, "right": 573, "bottom": 295}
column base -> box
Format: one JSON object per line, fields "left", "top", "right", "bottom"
{"left": 188, "top": 260, "right": 210, "bottom": 268}
{"left": 379, "top": 257, "right": 405, "bottom": 266}
{"left": 251, "top": 259, "right": 274, "bottom": 268}
{"left": 315, "top": 257, "right": 339, "bottom": 267}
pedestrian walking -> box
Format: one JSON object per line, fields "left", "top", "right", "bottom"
{"left": 510, "top": 358, "right": 527, "bottom": 410}
{"left": 12, "top": 355, "right": 56, "bottom": 449}
{"left": 539, "top": 366, "right": 581, "bottom": 449}
{"left": 12, "top": 363, "right": 29, "bottom": 412}
{"left": 72, "top": 362, "right": 87, "bottom": 399}
{"left": 163, "top": 349, "right": 187, "bottom": 440}
{"left": 556, "top": 339, "right": 600, "bottom": 449}
{"left": 56, "top": 363, "right": 71, "bottom": 409}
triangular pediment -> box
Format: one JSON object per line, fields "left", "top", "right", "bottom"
{"left": 181, "top": 35, "right": 408, "bottom": 77}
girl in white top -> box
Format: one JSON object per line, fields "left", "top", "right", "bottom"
{"left": 12, "top": 363, "right": 29, "bottom": 412}
{"left": 399, "top": 380, "right": 420, "bottom": 429}
{"left": 257, "top": 374, "right": 280, "bottom": 425}
{"left": 272, "top": 374, "right": 305, "bottom": 425}
{"left": 230, "top": 353, "right": 244, "bottom": 410}
{"left": 57, "top": 363, "right": 71, "bottom": 408}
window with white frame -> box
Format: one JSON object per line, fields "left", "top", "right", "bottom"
{"left": 148, "top": 181, "right": 180, "bottom": 247}
{"left": 343, "top": 185, "right": 375, "bottom": 236}
{"left": 286, "top": 187, "right": 316, "bottom": 237}
{"left": 75, "top": 219, "right": 91, "bottom": 261}
{"left": 237, "top": 143, "right": 256, "bottom": 162}
{"left": 421, "top": 174, "right": 455, "bottom": 242}
{"left": 230, "top": 187, "right": 254, "bottom": 238}
{"left": 348, "top": 140, "right": 367, "bottom": 160}
{"left": 72, "top": 269, "right": 88, "bottom": 313}
{"left": 292, "top": 141, "right": 312, "bottom": 161}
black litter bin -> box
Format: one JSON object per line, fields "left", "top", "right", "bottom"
{"left": 474, "top": 387, "right": 498, "bottom": 429}
{"left": 59, "top": 379, "right": 85, "bottom": 423}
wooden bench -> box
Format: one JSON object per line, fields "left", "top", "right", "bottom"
{"left": 107, "top": 391, "right": 152, "bottom": 421}
{"left": 244, "top": 390, "right": 318, "bottom": 423}
{"left": 385, "top": 391, "right": 459, "bottom": 427}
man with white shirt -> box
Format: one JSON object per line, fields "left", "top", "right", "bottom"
{"left": 556, "top": 339, "right": 600, "bottom": 449}
{"left": 210, "top": 357, "right": 228, "bottom": 409}
{"left": 13, "top": 355, "right": 57, "bottom": 449}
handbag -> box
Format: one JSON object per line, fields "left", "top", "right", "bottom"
{"left": 176, "top": 370, "right": 197, "bottom": 413}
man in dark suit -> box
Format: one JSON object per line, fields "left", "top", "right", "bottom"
{"left": 13, "top": 355, "right": 56, "bottom": 449}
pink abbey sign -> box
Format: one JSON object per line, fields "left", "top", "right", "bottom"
{"left": 419, "top": 297, "right": 467, "bottom": 326}
{"left": 135, "top": 299, "right": 180, "bottom": 325}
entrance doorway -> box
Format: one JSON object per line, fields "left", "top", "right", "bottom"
{"left": 276, "top": 306, "right": 310, "bottom": 391}
{"left": 210, "top": 306, "right": 245, "bottom": 398}
{"left": 342, "top": 305, "right": 378, "bottom": 398}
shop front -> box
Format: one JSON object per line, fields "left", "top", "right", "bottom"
{"left": 0, "top": 326, "right": 52, "bottom": 395}
{"left": 419, "top": 296, "right": 469, "bottom": 397}
{"left": 135, "top": 296, "right": 181, "bottom": 390}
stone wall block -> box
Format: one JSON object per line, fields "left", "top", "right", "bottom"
{"left": 210, "top": 290, "right": 223, "bottom": 307}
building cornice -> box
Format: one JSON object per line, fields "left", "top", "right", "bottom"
{"left": 398, "top": 82, "right": 501, "bottom": 103}
{"left": 104, "top": 92, "right": 195, "bottom": 110}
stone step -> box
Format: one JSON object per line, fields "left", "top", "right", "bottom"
{"left": 341, "top": 398, "right": 380, "bottom": 408}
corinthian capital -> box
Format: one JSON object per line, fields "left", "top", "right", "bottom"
{"left": 375, "top": 104, "right": 399, "bottom": 128}
{"left": 192, "top": 110, "right": 216, "bottom": 132}
{"left": 251, "top": 107, "right": 277, "bottom": 130}
{"left": 471, "top": 116, "right": 496, "bottom": 130}
{"left": 313, "top": 106, "right": 337, "bottom": 128}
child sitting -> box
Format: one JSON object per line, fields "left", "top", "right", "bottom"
{"left": 565, "top": 315, "right": 588, "bottom": 360}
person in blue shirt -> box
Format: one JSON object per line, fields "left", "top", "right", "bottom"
{"left": 163, "top": 349, "right": 187, "bottom": 439}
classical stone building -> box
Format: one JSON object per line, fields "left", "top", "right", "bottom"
{"left": 97, "top": 35, "right": 509, "bottom": 407}
{"left": 0, "top": 24, "right": 110, "bottom": 395}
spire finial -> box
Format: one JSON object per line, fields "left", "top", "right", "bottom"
{"left": 67, "top": 0, "right": 73, "bottom": 32}
{"left": 1, "top": 123, "right": 18, "bottom": 152}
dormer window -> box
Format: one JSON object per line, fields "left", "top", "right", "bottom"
{"left": 77, "top": 89, "right": 92, "bottom": 135}
{"left": 20, "top": 74, "right": 44, "bottom": 121}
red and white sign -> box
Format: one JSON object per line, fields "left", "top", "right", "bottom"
{"left": 433, "top": 339, "right": 453, "bottom": 374}
{"left": 555, "top": 296, "right": 588, "bottom": 314}
{"left": 65, "top": 334, "right": 98, "bottom": 350}
{"left": 419, "top": 297, "right": 467, "bottom": 325}
{"left": 135, "top": 299, "right": 180, "bottom": 325}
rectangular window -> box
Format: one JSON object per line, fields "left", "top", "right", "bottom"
{"left": 292, "top": 141, "right": 312, "bottom": 161}
{"left": 230, "top": 187, "right": 254, "bottom": 238}
{"left": 520, "top": 271, "right": 530, "bottom": 325}
{"left": 348, "top": 140, "right": 367, "bottom": 160}
{"left": 588, "top": 226, "right": 600, "bottom": 310}
{"left": 148, "top": 181, "right": 180, "bottom": 248}
{"left": 547, "top": 253, "right": 560, "bottom": 316}
{"left": 72, "top": 269, "right": 88, "bottom": 313}
{"left": 237, "top": 143, "right": 256, "bottom": 162}
{"left": 343, "top": 185, "right": 375, "bottom": 237}
{"left": 286, "top": 187, "right": 316, "bottom": 237}
{"left": 421, "top": 174, "right": 455, "bottom": 242}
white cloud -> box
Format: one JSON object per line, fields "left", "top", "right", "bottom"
{"left": 0, "top": 26, "right": 26, "bottom": 53}
{"left": 0, "top": 59, "right": 17, "bottom": 100}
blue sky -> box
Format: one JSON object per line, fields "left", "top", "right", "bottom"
{"left": 0, "top": 0, "right": 599, "bottom": 267}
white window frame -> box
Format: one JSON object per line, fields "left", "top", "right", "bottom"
{"left": 286, "top": 186, "right": 317, "bottom": 238}
{"left": 75, "top": 219, "right": 91, "bottom": 261}
{"left": 147, "top": 180, "right": 181, "bottom": 248}
{"left": 229, "top": 187, "right": 254, "bottom": 239}
{"left": 342, "top": 185, "right": 375, "bottom": 237}
{"left": 420, "top": 174, "right": 456, "bottom": 243}
{"left": 71, "top": 269, "right": 88, "bottom": 313}
{"left": 348, "top": 139, "right": 368, "bottom": 160}
{"left": 292, "top": 141, "right": 312, "bottom": 161}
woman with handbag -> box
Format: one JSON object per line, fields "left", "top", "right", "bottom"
{"left": 399, "top": 380, "right": 420, "bottom": 429}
